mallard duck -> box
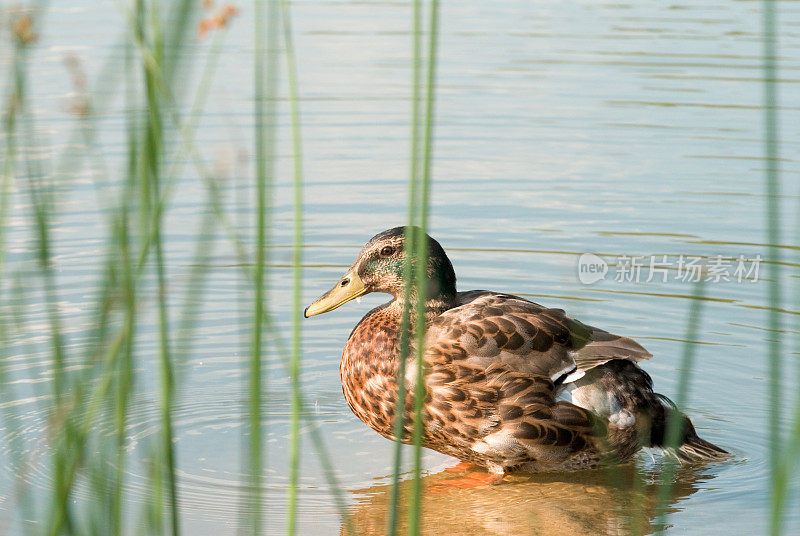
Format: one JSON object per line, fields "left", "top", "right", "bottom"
{"left": 305, "top": 227, "right": 728, "bottom": 477}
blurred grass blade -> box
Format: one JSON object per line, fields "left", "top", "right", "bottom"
{"left": 280, "top": 0, "right": 305, "bottom": 533}
{"left": 387, "top": 2, "right": 440, "bottom": 534}
{"left": 652, "top": 279, "right": 706, "bottom": 534}
{"left": 134, "top": 1, "right": 182, "bottom": 532}
{"left": 246, "top": 0, "right": 279, "bottom": 533}
{"left": 387, "top": 1, "right": 424, "bottom": 533}
{"left": 409, "top": 1, "right": 440, "bottom": 535}
{"left": 761, "top": 1, "right": 784, "bottom": 535}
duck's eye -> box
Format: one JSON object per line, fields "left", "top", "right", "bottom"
{"left": 380, "top": 245, "right": 395, "bottom": 257}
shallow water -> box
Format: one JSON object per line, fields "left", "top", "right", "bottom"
{"left": 1, "top": 0, "right": 800, "bottom": 534}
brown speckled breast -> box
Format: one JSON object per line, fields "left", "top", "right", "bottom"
{"left": 340, "top": 303, "right": 405, "bottom": 440}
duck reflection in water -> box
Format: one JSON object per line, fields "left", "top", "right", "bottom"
{"left": 343, "top": 461, "right": 716, "bottom": 536}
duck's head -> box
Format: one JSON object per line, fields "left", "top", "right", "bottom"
{"left": 304, "top": 226, "right": 457, "bottom": 318}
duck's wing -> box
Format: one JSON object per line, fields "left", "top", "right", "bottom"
{"left": 422, "top": 358, "right": 604, "bottom": 470}
{"left": 427, "top": 292, "right": 651, "bottom": 383}
{"left": 571, "top": 321, "right": 652, "bottom": 374}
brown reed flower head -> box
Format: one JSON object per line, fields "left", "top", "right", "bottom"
{"left": 197, "top": 3, "right": 239, "bottom": 39}
{"left": 11, "top": 13, "right": 36, "bottom": 45}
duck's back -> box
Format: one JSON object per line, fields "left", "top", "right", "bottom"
{"left": 426, "top": 291, "right": 652, "bottom": 382}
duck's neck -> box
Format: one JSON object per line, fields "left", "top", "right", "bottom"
{"left": 394, "top": 259, "right": 458, "bottom": 322}
{"left": 390, "top": 292, "right": 457, "bottom": 326}
{"left": 385, "top": 250, "right": 458, "bottom": 325}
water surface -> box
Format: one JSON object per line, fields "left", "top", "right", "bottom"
{"left": 1, "top": 0, "right": 799, "bottom": 534}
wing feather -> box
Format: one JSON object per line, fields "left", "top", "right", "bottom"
{"left": 427, "top": 292, "right": 651, "bottom": 381}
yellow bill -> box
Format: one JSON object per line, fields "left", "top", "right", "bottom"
{"left": 304, "top": 270, "right": 367, "bottom": 318}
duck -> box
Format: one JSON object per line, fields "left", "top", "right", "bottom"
{"left": 304, "top": 226, "right": 728, "bottom": 478}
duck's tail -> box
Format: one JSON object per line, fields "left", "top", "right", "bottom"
{"left": 570, "top": 359, "right": 730, "bottom": 462}
{"left": 649, "top": 394, "right": 731, "bottom": 462}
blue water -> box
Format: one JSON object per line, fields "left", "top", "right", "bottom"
{"left": 1, "top": 0, "right": 799, "bottom": 534}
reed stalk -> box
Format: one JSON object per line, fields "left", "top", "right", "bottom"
{"left": 386, "top": 0, "right": 423, "bottom": 531}
{"left": 652, "top": 280, "right": 706, "bottom": 534}
{"left": 280, "top": 0, "right": 305, "bottom": 533}
{"left": 761, "top": 1, "right": 784, "bottom": 535}
{"left": 408, "top": 1, "right": 440, "bottom": 535}
{"left": 247, "top": 0, "right": 279, "bottom": 532}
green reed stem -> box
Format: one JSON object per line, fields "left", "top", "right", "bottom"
{"left": 760, "top": 1, "right": 785, "bottom": 535}
{"left": 115, "top": 16, "right": 249, "bottom": 288}
{"left": 0, "top": 2, "right": 50, "bottom": 274}
{"left": 387, "top": 240, "right": 414, "bottom": 536}
{"left": 248, "top": 0, "right": 279, "bottom": 532}
{"left": 775, "top": 211, "right": 800, "bottom": 532}
{"left": 387, "top": 3, "right": 440, "bottom": 533}
{"left": 386, "top": 0, "right": 424, "bottom": 531}
{"left": 652, "top": 279, "right": 706, "bottom": 534}
{"left": 138, "top": 3, "right": 181, "bottom": 532}
{"left": 280, "top": 0, "right": 305, "bottom": 533}
{"left": 112, "top": 90, "right": 137, "bottom": 533}
{"left": 408, "top": 1, "right": 439, "bottom": 534}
